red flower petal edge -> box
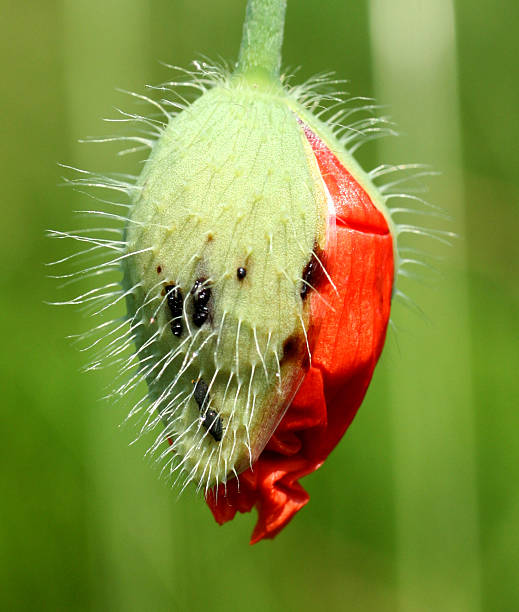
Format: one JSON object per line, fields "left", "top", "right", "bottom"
{"left": 206, "top": 124, "right": 394, "bottom": 544}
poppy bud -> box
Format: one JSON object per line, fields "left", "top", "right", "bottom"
{"left": 123, "top": 75, "right": 332, "bottom": 486}
{"left": 56, "top": 0, "right": 399, "bottom": 543}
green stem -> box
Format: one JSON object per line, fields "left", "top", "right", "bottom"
{"left": 236, "top": 0, "right": 287, "bottom": 80}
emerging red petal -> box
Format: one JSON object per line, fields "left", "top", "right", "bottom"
{"left": 206, "top": 125, "right": 394, "bottom": 543}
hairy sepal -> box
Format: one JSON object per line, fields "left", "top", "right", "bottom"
{"left": 123, "top": 80, "right": 328, "bottom": 490}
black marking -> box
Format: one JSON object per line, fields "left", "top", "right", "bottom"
{"left": 201, "top": 408, "right": 223, "bottom": 442}
{"left": 192, "top": 378, "right": 222, "bottom": 442}
{"left": 193, "top": 378, "right": 209, "bottom": 410}
{"left": 191, "top": 278, "right": 211, "bottom": 327}
{"left": 197, "top": 287, "right": 211, "bottom": 305}
{"left": 165, "top": 284, "right": 183, "bottom": 337}
{"left": 193, "top": 306, "right": 209, "bottom": 327}
{"left": 237, "top": 267, "right": 247, "bottom": 280}
{"left": 191, "top": 279, "right": 211, "bottom": 304}
{"left": 190, "top": 278, "right": 204, "bottom": 296}
{"left": 300, "top": 258, "right": 317, "bottom": 299}
{"left": 282, "top": 334, "right": 300, "bottom": 359}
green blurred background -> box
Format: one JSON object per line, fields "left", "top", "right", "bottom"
{"left": 1, "top": 1, "right": 517, "bottom": 610}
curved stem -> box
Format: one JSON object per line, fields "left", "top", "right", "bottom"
{"left": 236, "top": 0, "right": 287, "bottom": 80}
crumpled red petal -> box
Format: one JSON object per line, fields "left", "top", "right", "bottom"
{"left": 206, "top": 125, "right": 394, "bottom": 544}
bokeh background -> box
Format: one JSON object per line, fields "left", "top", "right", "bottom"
{"left": 1, "top": 1, "right": 518, "bottom": 610}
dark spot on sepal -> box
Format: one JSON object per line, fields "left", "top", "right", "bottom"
{"left": 193, "top": 307, "right": 209, "bottom": 327}
{"left": 237, "top": 267, "right": 247, "bottom": 280}
{"left": 191, "top": 279, "right": 211, "bottom": 305}
{"left": 156, "top": 265, "right": 162, "bottom": 274}
{"left": 300, "top": 245, "right": 325, "bottom": 300}
{"left": 279, "top": 333, "right": 311, "bottom": 370}
{"left": 192, "top": 378, "right": 223, "bottom": 442}
{"left": 300, "top": 259, "right": 317, "bottom": 299}
{"left": 281, "top": 333, "right": 306, "bottom": 363}
{"left": 201, "top": 409, "right": 223, "bottom": 442}
{"left": 165, "top": 284, "right": 183, "bottom": 337}
{"left": 191, "top": 278, "right": 212, "bottom": 327}
{"left": 193, "top": 378, "right": 209, "bottom": 409}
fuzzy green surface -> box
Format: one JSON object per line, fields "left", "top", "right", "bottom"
{"left": 123, "top": 80, "right": 326, "bottom": 488}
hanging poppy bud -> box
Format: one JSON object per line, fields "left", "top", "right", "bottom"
{"left": 54, "top": 0, "right": 401, "bottom": 544}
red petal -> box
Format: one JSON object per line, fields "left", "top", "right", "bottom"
{"left": 206, "top": 124, "right": 394, "bottom": 543}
